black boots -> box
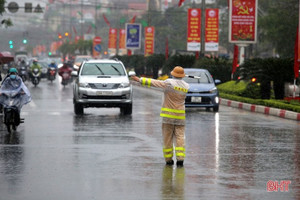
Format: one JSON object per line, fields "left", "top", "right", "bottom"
{"left": 166, "top": 160, "right": 184, "bottom": 167}
{"left": 176, "top": 160, "right": 184, "bottom": 167}
{"left": 166, "top": 160, "right": 174, "bottom": 166}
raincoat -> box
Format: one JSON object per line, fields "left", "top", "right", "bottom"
{"left": 0, "top": 76, "right": 31, "bottom": 112}
{"left": 139, "top": 77, "right": 189, "bottom": 125}
{"left": 138, "top": 77, "right": 189, "bottom": 162}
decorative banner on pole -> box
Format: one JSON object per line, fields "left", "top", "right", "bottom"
{"left": 144, "top": 26, "right": 155, "bottom": 57}
{"left": 232, "top": 44, "right": 239, "bottom": 79}
{"left": 298, "top": 0, "right": 300, "bottom": 62}
{"left": 187, "top": 8, "right": 201, "bottom": 51}
{"left": 108, "top": 28, "right": 117, "bottom": 56}
{"left": 119, "top": 29, "right": 127, "bottom": 55}
{"left": 103, "top": 14, "right": 111, "bottom": 27}
{"left": 125, "top": 23, "right": 142, "bottom": 49}
{"left": 229, "top": 0, "right": 257, "bottom": 43}
{"left": 165, "top": 37, "right": 169, "bottom": 60}
{"left": 205, "top": 9, "right": 219, "bottom": 51}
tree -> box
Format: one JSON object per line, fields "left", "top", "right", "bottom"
{"left": 259, "top": 0, "right": 298, "bottom": 58}
{"left": 0, "top": 0, "right": 13, "bottom": 27}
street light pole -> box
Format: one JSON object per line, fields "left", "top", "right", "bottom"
{"left": 81, "top": 0, "right": 83, "bottom": 38}
{"left": 201, "top": 0, "right": 205, "bottom": 56}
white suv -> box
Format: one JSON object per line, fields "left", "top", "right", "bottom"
{"left": 73, "top": 59, "right": 133, "bottom": 115}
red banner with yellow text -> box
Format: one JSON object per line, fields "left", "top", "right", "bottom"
{"left": 144, "top": 26, "right": 155, "bottom": 56}
{"left": 205, "top": 9, "right": 219, "bottom": 51}
{"left": 108, "top": 28, "right": 117, "bottom": 56}
{"left": 119, "top": 29, "right": 127, "bottom": 55}
{"left": 187, "top": 8, "right": 201, "bottom": 51}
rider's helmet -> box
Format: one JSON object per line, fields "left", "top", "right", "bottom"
{"left": 33, "top": 59, "right": 38, "bottom": 64}
{"left": 9, "top": 68, "right": 18, "bottom": 74}
{"left": 51, "top": 61, "right": 55, "bottom": 64}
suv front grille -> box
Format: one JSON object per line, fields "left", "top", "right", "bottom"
{"left": 82, "top": 94, "right": 127, "bottom": 99}
{"left": 88, "top": 83, "right": 120, "bottom": 89}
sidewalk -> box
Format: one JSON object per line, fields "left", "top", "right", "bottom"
{"left": 220, "top": 98, "right": 300, "bottom": 121}
{"left": 132, "top": 83, "right": 300, "bottom": 121}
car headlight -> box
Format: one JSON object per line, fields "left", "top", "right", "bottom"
{"left": 119, "top": 82, "right": 130, "bottom": 88}
{"left": 215, "top": 96, "right": 219, "bottom": 104}
{"left": 79, "top": 83, "right": 90, "bottom": 88}
{"left": 209, "top": 87, "right": 218, "bottom": 93}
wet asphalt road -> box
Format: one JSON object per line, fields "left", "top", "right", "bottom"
{"left": 0, "top": 77, "right": 299, "bottom": 200}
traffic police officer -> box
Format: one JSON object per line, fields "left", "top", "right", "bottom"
{"left": 131, "top": 66, "right": 189, "bottom": 166}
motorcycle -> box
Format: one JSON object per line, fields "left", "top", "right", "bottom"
{"left": 2, "top": 92, "right": 24, "bottom": 133}
{"left": 31, "top": 68, "right": 40, "bottom": 87}
{"left": 47, "top": 67, "right": 56, "bottom": 83}
{"left": 19, "top": 65, "right": 28, "bottom": 82}
{"left": 0, "top": 76, "right": 31, "bottom": 133}
{"left": 61, "top": 71, "right": 71, "bottom": 87}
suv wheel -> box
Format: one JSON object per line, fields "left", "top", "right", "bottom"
{"left": 74, "top": 103, "right": 84, "bottom": 115}
{"left": 213, "top": 105, "right": 219, "bottom": 112}
{"left": 120, "top": 104, "right": 132, "bottom": 115}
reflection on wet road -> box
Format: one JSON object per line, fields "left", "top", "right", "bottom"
{"left": 0, "top": 78, "right": 299, "bottom": 200}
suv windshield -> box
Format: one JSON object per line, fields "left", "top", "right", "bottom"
{"left": 81, "top": 63, "right": 126, "bottom": 76}
{"left": 183, "top": 71, "right": 212, "bottom": 84}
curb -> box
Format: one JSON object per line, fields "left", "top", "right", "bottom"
{"left": 220, "top": 98, "right": 300, "bottom": 121}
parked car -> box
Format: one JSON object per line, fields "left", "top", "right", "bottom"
{"left": 72, "top": 59, "right": 133, "bottom": 115}
{"left": 183, "top": 68, "right": 221, "bottom": 112}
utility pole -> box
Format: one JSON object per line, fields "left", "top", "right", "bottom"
{"left": 80, "top": 0, "right": 83, "bottom": 38}
{"left": 94, "top": 0, "right": 97, "bottom": 36}
{"left": 201, "top": 0, "right": 205, "bottom": 56}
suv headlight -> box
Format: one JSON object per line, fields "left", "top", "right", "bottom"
{"left": 79, "top": 83, "right": 90, "bottom": 88}
{"left": 209, "top": 87, "right": 218, "bottom": 93}
{"left": 119, "top": 82, "right": 130, "bottom": 88}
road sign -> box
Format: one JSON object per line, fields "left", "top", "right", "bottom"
{"left": 34, "top": 4, "right": 43, "bottom": 13}
{"left": 25, "top": 3, "right": 32, "bottom": 13}
{"left": 94, "top": 45, "right": 101, "bottom": 52}
{"left": 93, "top": 36, "right": 102, "bottom": 44}
{"left": 7, "top": 2, "right": 19, "bottom": 13}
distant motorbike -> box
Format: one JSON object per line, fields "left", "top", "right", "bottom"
{"left": 2, "top": 92, "right": 24, "bottom": 133}
{"left": 19, "top": 66, "right": 28, "bottom": 82}
{"left": 31, "top": 68, "right": 40, "bottom": 87}
{"left": 61, "top": 71, "right": 71, "bottom": 87}
{"left": 47, "top": 67, "right": 56, "bottom": 83}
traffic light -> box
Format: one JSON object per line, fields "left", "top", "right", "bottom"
{"left": 23, "top": 39, "right": 28, "bottom": 44}
{"left": 58, "top": 34, "right": 62, "bottom": 39}
{"left": 9, "top": 40, "right": 13, "bottom": 48}
{"left": 48, "top": 52, "right": 52, "bottom": 56}
{"left": 251, "top": 77, "right": 257, "bottom": 83}
{"left": 64, "top": 32, "right": 69, "bottom": 37}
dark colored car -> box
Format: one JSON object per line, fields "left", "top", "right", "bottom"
{"left": 184, "top": 68, "right": 221, "bottom": 112}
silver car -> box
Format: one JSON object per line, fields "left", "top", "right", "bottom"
{"left": 72, "top": 59, "right": 133, "bottom": 115}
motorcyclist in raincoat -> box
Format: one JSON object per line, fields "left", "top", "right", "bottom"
{"left": 30, "top": 59, "right": 42, "bottom": 80}
{"left": 0, "top": 68, "right": 31, "bottom": 127}
{"left": 131, "top": 66, "right": 189, "bottom": 167}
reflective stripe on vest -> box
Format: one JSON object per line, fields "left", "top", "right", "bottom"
{"left": 174, "top": 86, "right": 188, "bottom": 93}
{"left": 141, "top": 77, "right": 151, "bottom": 88}
{"left": 160, "top": 107, "right": 185, "bottom": 120}
{"left": 161, "top": 108, "right": 185, "bottom": 114}
{"left": 160, "top": 113, "right": 185, "bottom": 120}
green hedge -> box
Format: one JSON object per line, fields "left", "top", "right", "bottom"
{"left": 219, "top": 93, "right": 300, "bottom": 113}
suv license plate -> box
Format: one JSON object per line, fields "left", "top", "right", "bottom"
{"left": 191, "top": 97, "right": 202, "bottom": 102}
{"left": 96, "top": 91, "right": 113, "bottom": 95}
